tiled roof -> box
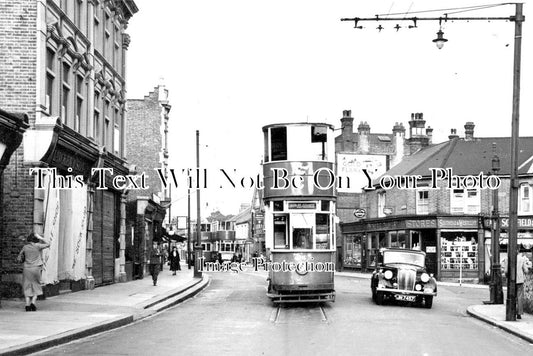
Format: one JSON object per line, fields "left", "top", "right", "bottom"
{"left": 385, "top": 137, "right": 533, "bottom": 177}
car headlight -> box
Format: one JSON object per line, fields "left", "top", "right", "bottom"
{"left": 384, "top": 270, "right": 393, "bottom": 280}
{"left": 421, "top": 273, "right": 430, "bottom": 283}
{"left": 415, "top": 284, "right": 422, "bottom": 291}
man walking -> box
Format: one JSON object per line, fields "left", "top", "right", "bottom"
{"left": 149, "top": 240, "right": 162, "bottom": 286}
{"left": 516, "top": 250, "right": 532, "bottom": 319}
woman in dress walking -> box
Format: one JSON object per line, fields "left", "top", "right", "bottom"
{"left": 17, "top": 233, "right": 50, "bottom": 311}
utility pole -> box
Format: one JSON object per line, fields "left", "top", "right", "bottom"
{"left": 187, "top": 188, "right": 192, "bottom": 269}
{"left": 194, "top": 130, "right": 202, "bottom": 278}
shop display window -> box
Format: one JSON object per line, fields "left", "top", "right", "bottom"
{"left": 441, "top": 235, "right": 478, "bottom": 270}
{"left": 344, "top": 234, "right": 362, "bottom": 267}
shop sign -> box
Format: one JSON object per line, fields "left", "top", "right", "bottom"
{"left": 383, "top": 207, "right": 394, "bottom": 216}
{"left": 500, "top": 217, "right": 533, "bottom": 229}
{"left": 367, "top": 220, "right": 404, "bottom": 231}
{"left": 405, "top": 219, "right": 437, "bottom": 229}
{"left": 437, "top": 217, "right": 478, "bottom": 229}
{"left": 353, "top": 208, "right": 366, "bottom": 219}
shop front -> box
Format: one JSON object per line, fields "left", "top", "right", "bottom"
{"left": 341, "top": 215, "right": 483, "bottom": 281}
{"left": 484, "top": 216, "right": 533, "bottom": 280}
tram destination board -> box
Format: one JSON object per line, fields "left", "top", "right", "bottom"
{"left": 288, "top": 202, "right": 316, "bottom": 210}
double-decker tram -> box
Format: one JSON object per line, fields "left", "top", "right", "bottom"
{"left": 262, "top": 122, "right": 336, "bottom": 303}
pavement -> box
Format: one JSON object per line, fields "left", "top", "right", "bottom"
{"left": 1, "top": 267, "right": 531, "bottom": 355}
{"left": 0, "top": 263, "right": 208, "bottom": 356}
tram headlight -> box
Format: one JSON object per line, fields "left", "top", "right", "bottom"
{"left": 383, "top": 270, "right": 393, "bottom": 280}
{"left": 421, "top": 273, "right": 430, "bottom": 283}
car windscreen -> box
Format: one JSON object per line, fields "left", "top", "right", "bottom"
{"left": 383, "top": 251, "right": 425, "bottom": 267}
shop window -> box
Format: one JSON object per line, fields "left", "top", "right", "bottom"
{"left": 440, "top": 234, "right": 478, "bottom": 270}
{"left": 321, "top": 200, "right": 330, "bottom": 212}
{"left": 378, "top": 232, "right": 387, "bottom": 248}
{"left": 201, "top": 243, "right": 211, "bottom": 251}
{"left": 450, "top": 189, "right": 480, "bottom": 214}
{"left": 344, "top": 235, "right": 362, "bottom": 267}
{"left": 270, "top": 127, "right": 287, "bottom": 161}
{"left": 411, "top": 231, "right": 421, "bottom": 249}
{"left": 520, "top": 184, "right": 532, "bottom": 214}
{"left": 378, "top": 192, "right": 386, "bottom": 218}
{"left": 416, "top": 190, "right": 429, "bottom": 215}
{"left": 273, "top": 201, "right": 284, "bottom": 211}
{"left": 273, "top": 215, "right": 288, "bottom": 249}
{"left": 315, "top": 213, "right": 330, "bottom": 249}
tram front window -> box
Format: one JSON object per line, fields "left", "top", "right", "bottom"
{"left": 293, "top": 228, "right": 312, "bottom": 249}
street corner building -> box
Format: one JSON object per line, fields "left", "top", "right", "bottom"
{"left": 0, "top": 0, "right": 138, "bottom": 298}
{"left": 339, "top": 123, "right": 533, "bottom": 284}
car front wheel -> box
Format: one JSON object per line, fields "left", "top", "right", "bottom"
{"left": 424, "top": 296, "right": 433, "bottom": 309}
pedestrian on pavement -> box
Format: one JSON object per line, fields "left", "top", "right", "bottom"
{"left": 17, "top": 232, "right": 50, "bottom": 311}
{"left": 169, "top": 246, "right": 181, "bottom": 275}
{"left": 516, "top": 250, "right": 532, "bottom": 319}
{"left": 148, "top": 241, "right": 162, "bottom": 286}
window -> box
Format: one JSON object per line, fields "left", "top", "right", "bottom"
{"left": 270, "top": 127, "right": 287, "bottom": 161}
{"left": 45, "top": 48, "right": 56, "bottom": 114}
{"left": 94, "top": 91, "right": 101, "bottom": 142}
{"left": 450, "top": 189, "right": 480, "bottom": 214}
{"left": 311, "top": 126, "right": 328, "bottom": 160}
{"left": 62, "top": 63, "right": 71, "bottom": 124}
{"left": 104, "top": 100, "right": 110, "bottom": 148}
{"left": 113, "top": 108, "right": 120, "bottom": 154}
{"left": 292, "top": 228, "right": 312, "bottom": 249}
{"left": 75, "top": 75, "right": 84, "bottom": 133}
{"left": 378, "top": 191, "right": 386, "bottom": 218}
{"left": 273, "top": 215, "right": 288, "bottom": 249}
{"left": 520, "top": 184, "right": 532, "bottom": 214}
{"left": 416, "top": 190, "right": 429, "bottom": 215}
{"left": 315, "top": 213, "right": 330, "bottom": 249}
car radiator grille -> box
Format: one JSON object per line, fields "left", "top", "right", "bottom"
{"left": 398, "top": 269, "right": 416, "bottom": 291}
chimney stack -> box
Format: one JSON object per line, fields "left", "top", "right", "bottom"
{"left": 339, "top": 110, "right": 354, "bottom": 151}
{"left": 426, "top": 126, "right": 433, "bottom": 145}
{"left": 448, "top": 128, "right": 459, "bottom": 140}
{"left": 357, "top": 121, "right": 370, "bottom": 153}
{"left": 464, "top": 122, "right": 475, "bottom": 141}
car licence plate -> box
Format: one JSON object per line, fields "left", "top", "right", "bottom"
{"left": 395, "top": 295, "right": 416, "bottom": 302}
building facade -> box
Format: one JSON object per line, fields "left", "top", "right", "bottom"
{"left": 341, "top": 125, "right": 533, "bottom": 282}
{"left": 0, "top": 0, "right": 137, "bottom": 297}
{"left": 335, "top": 110, "right": 433, "bottom": 269}
{"left": 125, "top": 84, "right": 171, "bottom": 279}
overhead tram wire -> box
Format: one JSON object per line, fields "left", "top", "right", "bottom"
{"left": 375, "top": 3, "right": 516, "bottom": 17}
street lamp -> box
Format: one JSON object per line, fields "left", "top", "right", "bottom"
{"left": 432, "top": 29, "right": 448, "bottom": 49}
{"left": 488, "top": 143, "right": 503, "bottom": 304}
{"left": 341, "top": 2, "right": 524, "bottom": 321}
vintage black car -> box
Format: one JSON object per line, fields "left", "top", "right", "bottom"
{"left": 371, "top": 248, "right": 437, "bottom": 308}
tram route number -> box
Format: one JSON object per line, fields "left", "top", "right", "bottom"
{"left": 394, "top": 295, "right": 416, "bottom": 302}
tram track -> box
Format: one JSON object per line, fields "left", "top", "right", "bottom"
{"left": 270, "top": 304, "right": 330, "bottom": 324}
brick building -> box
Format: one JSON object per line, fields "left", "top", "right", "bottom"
{"left": 341, "top": 123, "right": 533, "bottom": 282}
{"left": 125, "top": 84, "right": 171, "bottom": 279}
{"left": 0, "top": 0, "right": 137, "bottom": 297}
{"left": 335, "top": 110, "right": 433, "bottom": 269}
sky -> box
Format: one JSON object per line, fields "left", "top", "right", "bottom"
{"left": 126, "top": 0, "right": 533, "bottom": 219}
